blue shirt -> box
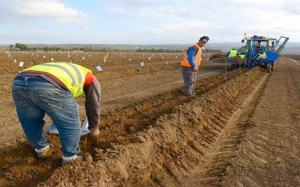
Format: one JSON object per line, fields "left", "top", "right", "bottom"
{"left": 187, "top": 46, "right": 198, "bottom": 67}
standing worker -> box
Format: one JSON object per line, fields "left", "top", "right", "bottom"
{"left": 226, "top": 48, "right": 240, "bottom": 69}
{"left": 226, "top": 48, "right": 239, "bottom": 57}
{"left": 12, "top": 62, "right": 101, "bottom": 165}
{"left": 181, "top": 36, "right": 209, "bottom": 96}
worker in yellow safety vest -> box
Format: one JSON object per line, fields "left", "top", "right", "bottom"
{"left": 239, "top": 54, "right": 245, "bottom": 59}
{"left": 181, "top": 36, "right": 209, "bottom": 96}
{"left": 258, "top": 52, "right": 267, "bottom": 59}
{"left": 226, "top": 48, "right": 239, "bottom": 57}
{"left": 251, "top": 49, "right": 267, "bottom": 67}
{"left": 237, "top": 54, "right": 246, "bottom": 65}
{"left": 12, "top": 62, "right": 101, "bottom": 166}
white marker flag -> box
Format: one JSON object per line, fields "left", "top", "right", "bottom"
{"left": 96, "top": 66, "right": 103, "bottom": 71}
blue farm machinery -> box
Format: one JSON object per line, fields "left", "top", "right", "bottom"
{"left": 227, "top": 34, "right": 289, "bottom": 73}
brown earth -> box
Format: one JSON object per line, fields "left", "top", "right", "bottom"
{"left": 0, "top": 51, "right": 299, "bottom": 187}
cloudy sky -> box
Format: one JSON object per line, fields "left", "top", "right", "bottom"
{"left": 0, "top": 0, "right": 299, "bottom": 44}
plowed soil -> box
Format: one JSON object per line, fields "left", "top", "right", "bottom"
{"left": 0, "top": 51, "right": 299, "bottom": 187}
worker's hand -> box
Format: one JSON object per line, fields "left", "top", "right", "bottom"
{"left": 90, "top": 128, "right": 100, "bottom": 136}
{"left": 193, "top": 67, "right": 198, "bottom": 72}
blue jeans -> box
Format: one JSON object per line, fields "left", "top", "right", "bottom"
{"left": 12, "top": 77, "right": 81, "bottom": 157}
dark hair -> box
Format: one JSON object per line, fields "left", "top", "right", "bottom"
{"left": 199, "top": 36, "right": 209, "bottom": 42}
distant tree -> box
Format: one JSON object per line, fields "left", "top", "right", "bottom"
{"left": 15, "top": 43, "right": 28, "bottom": 51}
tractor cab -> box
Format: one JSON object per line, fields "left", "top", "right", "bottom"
{"left": 240, "top": 35, "right": 275, "bottom": 57}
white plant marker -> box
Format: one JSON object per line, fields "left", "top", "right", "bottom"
{"left": 81, "top": 119, "right": 90, "bottom": 135}
{"left": 140, "top": 62, "right": 144, "bottom": 67}
{"left": 19, "top": 61, "right": 24, "bottom": 67}
{"left": 96, "top": 66, "right": 103, "bottom": 72}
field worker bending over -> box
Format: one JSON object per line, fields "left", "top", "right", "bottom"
{"left": 181, "top": 36, "right": 209, "bottom": 96}
{"left": 12, "top": 62, "right": 101, "bottom": 166}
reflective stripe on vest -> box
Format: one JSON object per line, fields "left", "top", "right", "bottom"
{"left": 23, "top": 62, "right": 92, "bottom": 97}
{"left": 181, "top": 44, "right": 202, "bottom": 67}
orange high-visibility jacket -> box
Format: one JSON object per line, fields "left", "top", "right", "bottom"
{"left": 181, "top": 44, "right": 202, "bottom": 67}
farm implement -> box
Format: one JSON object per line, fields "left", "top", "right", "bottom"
{"left": 227, "top": 34, "right": 289, "bottom": 73}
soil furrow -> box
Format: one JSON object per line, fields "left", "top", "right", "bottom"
{"left": 181, "top": 68, "right": 268, "bottom": 187}
{"left": 0, "top": 52, "right": 269, "bottom": 187}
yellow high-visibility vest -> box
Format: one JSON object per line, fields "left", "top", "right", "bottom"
{"left": 23, "top": 62, "right": 92, "bottom": 97}
{"left": 258, "top": 52, "right": 267, "bottom": 59}
{"left": 228, "top": 49, "right": 238, "bottom": 57}
{"left": 239, "top": 54, "right": 245, "bottom": 59}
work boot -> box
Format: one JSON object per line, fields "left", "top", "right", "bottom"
{"left": 185, "top": 92, "right": 196, "bottom": 97}
{"left": 61, "top": 155, "right": 83, "bottom": 166}
{"left": 35, "top": 145, "right": 50, "bottom": 158}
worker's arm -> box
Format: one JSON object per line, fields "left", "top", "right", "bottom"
{"left": 226, "top": 51, "right": 230, "bottom": 57}
{"left": 83, "top": 73, "right": 101, "bottom": 136}
{"left": 187, "top": 46, "right": 197, "bottom": 68}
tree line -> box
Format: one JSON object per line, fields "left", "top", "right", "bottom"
{"left": 9, "top": 43, "right": 221, "bottom": 53}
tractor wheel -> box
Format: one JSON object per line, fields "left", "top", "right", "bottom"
{"left": 271, "top": 64, "right": 275, "bottom": 70}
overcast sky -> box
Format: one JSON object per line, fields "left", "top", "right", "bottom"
{"left": 0, "top": 0, "right": 299, "bottom": 44}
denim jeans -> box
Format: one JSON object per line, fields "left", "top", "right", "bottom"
{"left": 12, "top": 78, "right": 81, "bottom": 157}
